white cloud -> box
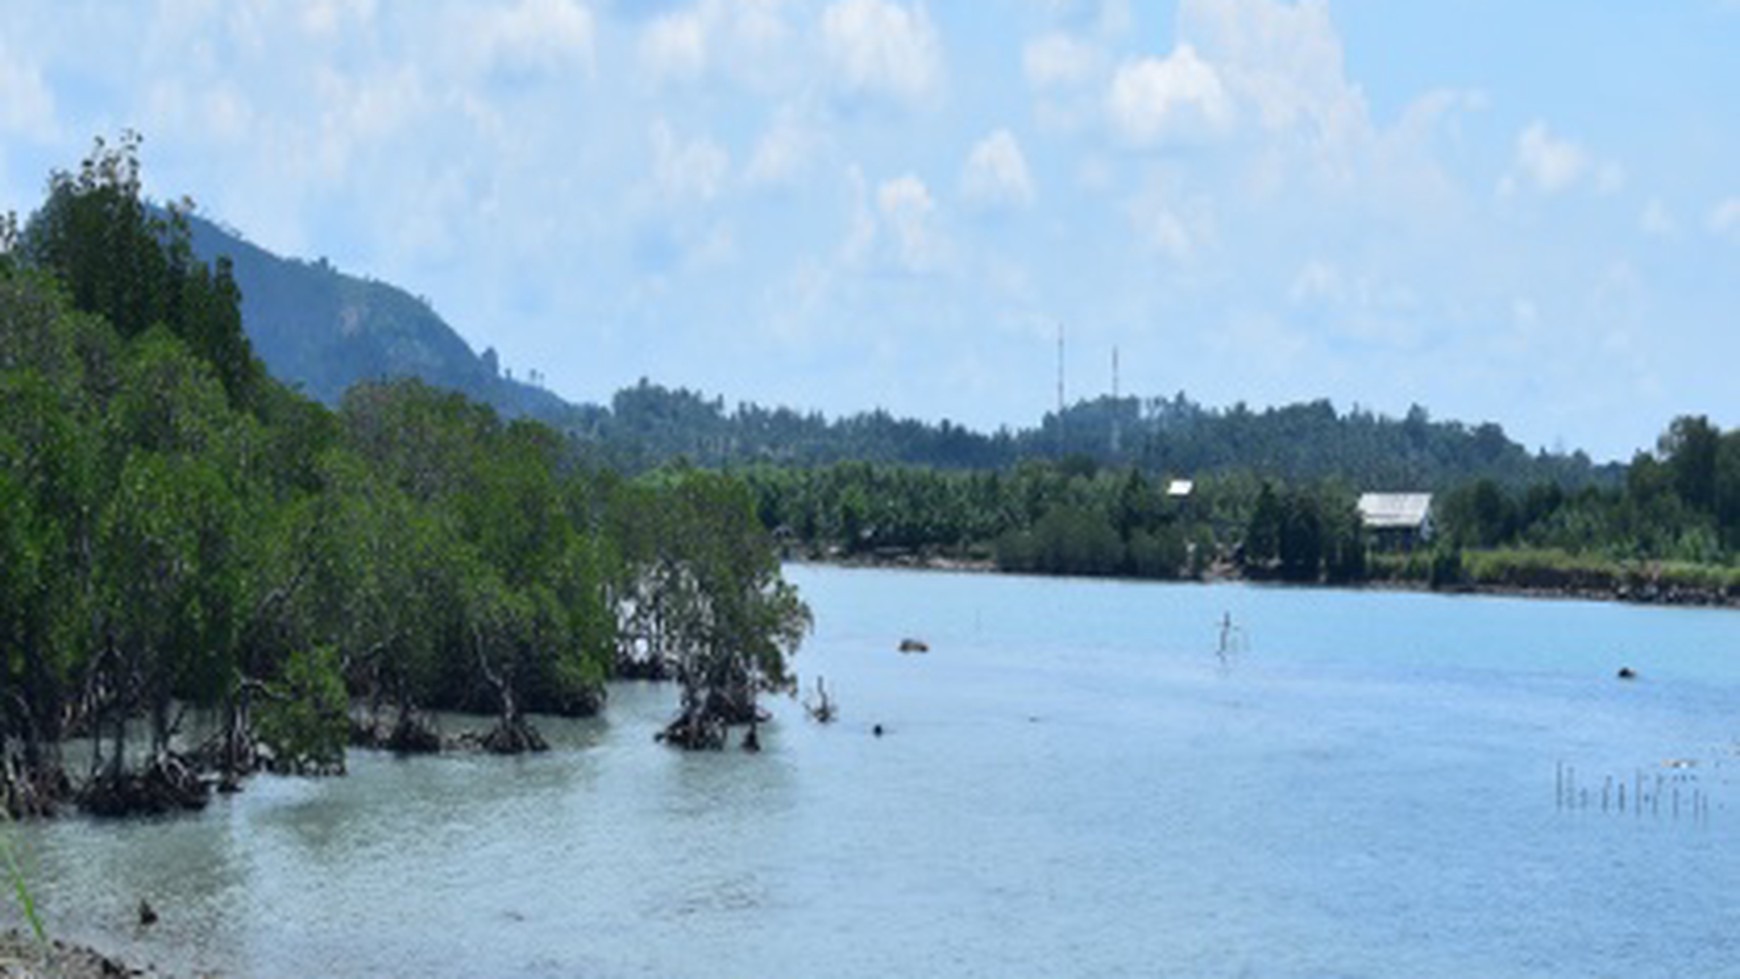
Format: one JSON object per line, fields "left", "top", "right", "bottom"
{"left": 877, "top": 173, "right": 942, "bottom": 271}
{"left": 468, "top": 0, "right": 596, "bottom": 79}
{"left": 746, "top": 105, "right": 823, "bottom": 187}
{"left": 650, "top": 120, "right": 730, "bottom": 204}
{"left": 635, "top": 1, "right": 798, "bottom": 90}
{"left": 1023, "top": 32, "right": 1102, "bottom": 89}
{"left": 1504, "top": 121, "right": 1590, "bottom": 195}
{"left": 640, "top": 9, "right": 708, "bottom": 83}
{"left": 1127, "top": 183, "right": 1201, "bottom": 261}
{"left": 961, "top": 129, "right": 1036, "bottom": 211}
{"left": 1288, "top": 258, "right": 1343, "bottom": 306}
{"left": 1180, "top": 0, "right": 1350, "bottom": 127}
{"left": 0, "top": 39, "right": 56, "bottom": 140}
{"left": 822, "top": 0, "right": 943, "bottom": 105}
{"left": 1177, "top": 0, "right": 1367, "bottom": 171}
{"left": 298, "top": 0, "right": 377, "bottom": 38}
{"left": 1707, "top": 196, "right": 1740, "bottom": 239}
{"left": 1640, "top": 198, "right": 1677, "bottom": 238}
{"left": 1106, "top": 44, "right": 1233, "bottom": 146}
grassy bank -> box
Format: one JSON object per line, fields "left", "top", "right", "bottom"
{"left": 1369, "top": 548, "right": 1740, "bottom": 606}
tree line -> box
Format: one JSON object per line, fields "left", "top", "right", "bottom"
{"left": 744, "top": 427, "right": 1737, "bottom": 598}
{"left": 0, "top": 136, "right": 807, "bottom": 818}
{"left": 578, "top": 380, "right": 1614, "bottom": 492}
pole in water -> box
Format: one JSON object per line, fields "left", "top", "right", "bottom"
{"left": 1556, "top": 762, "right": 1564, "bottom": 809}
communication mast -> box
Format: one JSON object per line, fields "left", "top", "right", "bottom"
{"left": 1055, "top": 322, "right": 1066, "bottom": 458}
{"left": 1110, "top": 346, "right": 1122, "bottom": 457}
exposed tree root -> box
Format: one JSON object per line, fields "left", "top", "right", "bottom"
{"left": 78, "top": 755, "right": 209, "bottom": 818}
{"left": 478, "top": 715, "right": 548, "bottom": 755}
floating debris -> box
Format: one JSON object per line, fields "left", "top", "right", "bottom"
{"left": 898, "top": 638, "right": 929, "bottom": 654}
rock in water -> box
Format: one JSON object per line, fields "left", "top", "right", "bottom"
{"left": 138, "top": 899, "right": 158, "bottom": 926}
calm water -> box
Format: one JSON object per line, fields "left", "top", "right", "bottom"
{"left": 11, "top": 566, "right": 1739, "bottom": 978}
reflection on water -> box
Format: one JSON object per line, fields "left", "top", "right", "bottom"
{"left": 10, "top": 567, "right": 1739, "bottom": 978}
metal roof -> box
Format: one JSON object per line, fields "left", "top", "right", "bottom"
{"left": 1166, "top": 479, "right": 1194, "bottom": 498}
{"left": 1357, "top": 492, "right": 1433, "bottom": 529}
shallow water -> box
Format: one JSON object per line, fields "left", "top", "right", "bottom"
{"left": 12, "top": 566, "right": 1739, "bottom": 977}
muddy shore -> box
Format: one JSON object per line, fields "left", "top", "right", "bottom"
{"left": 0, "top": 931, "right": 158, "bottom": 978}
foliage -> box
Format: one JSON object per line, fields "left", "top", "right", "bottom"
{"left": 0, "top": 136, "right": 813, "bottom": 812}
{"left": 255, "top": 645, "right": 349, "bottom": 774}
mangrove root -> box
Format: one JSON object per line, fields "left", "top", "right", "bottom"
{"left": 479, "top": 716, "right": 549, "bottom": 755}
{"left": 79, "top": 754, "right": 209, "bottom": 818}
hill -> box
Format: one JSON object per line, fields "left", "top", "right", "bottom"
{"left": 185, "top": 215, "right": 593, "bottom": 428}
{"left": 184, "top": 214, "right": 1611, "bottom": 490}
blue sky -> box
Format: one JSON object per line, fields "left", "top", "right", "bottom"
{"left": 1, "top": 0, "right": 1734, "bottom": 462}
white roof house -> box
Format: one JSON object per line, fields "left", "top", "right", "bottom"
{"left": 1357, "top": 493, "right": 1434, "bottom": 538}
{"left": 1166, "top": 479, "right": 1195, "bottom": 498}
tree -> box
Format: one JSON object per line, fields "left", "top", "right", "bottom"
{"left": 629, "top": 471, "right": 810, "bottom": 750}
{"left": 1660, "top": 415, "right": 1720, "bottom": 515}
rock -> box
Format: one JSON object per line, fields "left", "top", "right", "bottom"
{"left": 898, "top": 638, "right": 929, "bottom": 653}
{"left": 137, "top": 899, "right": 157, "bottom": 927}
{"left": 1617, "top": 666, "right": 1637, "bottom": 680}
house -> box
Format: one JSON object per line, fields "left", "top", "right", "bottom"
{"left": 1357, "top": 492, "right": 1434, "bottom": 549}
{"left": 1166, "top": 479, "right": 1194, "bottom": 499}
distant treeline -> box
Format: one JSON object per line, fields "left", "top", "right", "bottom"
{"left": 0, "top": 136, "right": 806, "bottom": 818}
{"left": 744, "top": 416, "right": 1739, "bottom": 596}
{"left": 575, "top": 380, "right": 1615, "bottom": 492}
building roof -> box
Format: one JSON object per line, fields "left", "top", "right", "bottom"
{"left": 1166, "top": 479, "right": 1194, "bottom": 498}
{"left": 1357, "top": 492, "right": 1433, "bottom": 530}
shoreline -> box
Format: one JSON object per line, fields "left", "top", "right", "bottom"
{"left": 786, "top": 552, "right": 1740, "bottom": 611}
{"left": 0, "top": 930, "right": 157, "bottom": 978}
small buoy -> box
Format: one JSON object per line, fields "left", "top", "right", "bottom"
{"left": 1617, "top": 666, "right": 1637, "bottom": 680}
{"left": 872, "top": 723, "right": 885, "bottom": 737}
{"left": 138, "top": 899, "right": 158, "bottom": 926}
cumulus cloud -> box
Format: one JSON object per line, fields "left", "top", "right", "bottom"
{"left": 1106, "top": 45, "right": 1233, "bottom": 146}
{"left": 1023, "top": 32, "right": 1102, "bottom": 90}
{"left": 468, "top": 0, "right": 596, "bottom": 79}
{"left": 650, "top": 119, "right": 730, "bottom": 204}
{"left": 822, "top": 0, "right": 943, "bottom": 105}
{"left": 1127, "top": 180, "right": 1204, "bottom": 261}
{"left": 640, "top": 8, "right": 708, "bottom": 82}
{"left": 1639, "top": 198, "right": 1677, "bottom": 238}
{"left": 1501, "top": 121, "right": 1622, "bottom": 196}
{"left": 746, "top": 105, "right": 823, "bottom": 187}
{"left": 0, "top": 40, "right": 57, "bottom": 140}
{"left": 877, "top": 173, "right": 943, "bottom": 271}
{"left": 1287, "top": 258, "right": 1343, "bottom": 306}
{"left": 1707, "top": 196, "right": 1740, "bottom": 239}
{"left": 1517, "top": 119, "right": 1586, "bottom": 192}
{"left": 637, "top": 1, "right": 796, "bottom": 88}
{"left": 961, "top": 129, "right": 1036, "bottom": 211}
{"left": 1179, "top": 0, "right": 1359, "bottom": 135}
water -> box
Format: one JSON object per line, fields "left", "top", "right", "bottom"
{"left": 10, "top": 566, "right": 1739, "bottom": 977}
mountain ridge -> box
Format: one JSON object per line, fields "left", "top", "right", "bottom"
{"left": 185, "top": 215, "right": 1613, "bottom": 489}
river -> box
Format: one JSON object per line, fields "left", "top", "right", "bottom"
{"left": 11, "top": 566, "right": 1739, "bottom": 977}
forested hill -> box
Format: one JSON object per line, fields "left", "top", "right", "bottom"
{"left": 185, "top": 215, "right": 593, "bottom": 428}
{"left": 186, "top": 215, "right": 1611, "bottom": 490}
{"left": 591, "top": 381, "right": 1616, "bottom": 490}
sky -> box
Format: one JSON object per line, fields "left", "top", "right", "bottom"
{"left": 1, "top": 0, "right": 1735, "bottom": 462}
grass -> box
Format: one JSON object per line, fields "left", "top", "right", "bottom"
{"left": 1370, "top": 546, "right": 1739, "bottom": 600}
{"left": 0, "top": 810, "right": 46, "bottom": 948}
